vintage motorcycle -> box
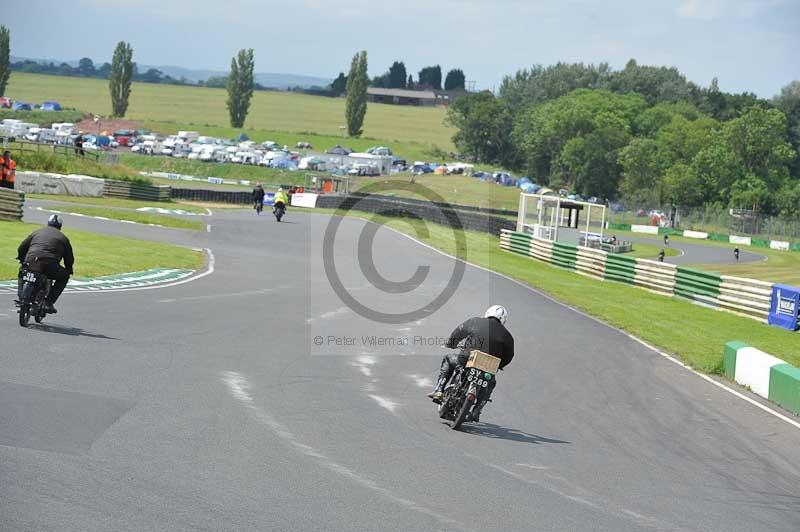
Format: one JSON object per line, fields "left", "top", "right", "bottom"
{"left": 437, "top": 350, "right": 501, "bottom": 430}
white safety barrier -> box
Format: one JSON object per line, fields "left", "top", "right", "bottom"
{"left": 683, "top": 230, "right": 709, "bottom": 239}
{"left": 14, "top": 171, "right": 105, "bottom": 197}
{"left": 290, "top": 193, "right": 319, "bottom": 208}
{"left": 729, "top": 235, "right": 752, "bottom": 246}
{"left": 770, "top": 240, "right": 790, "bottom": 251}
{"left": 631, "top": 224, "right": 659, "bottom": 235}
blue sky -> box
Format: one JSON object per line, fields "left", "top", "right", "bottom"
{"left": 5, "top": 0, "right": 799, "bottom": 97}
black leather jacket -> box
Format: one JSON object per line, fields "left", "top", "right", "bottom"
{"left": 446, "top": 316, "right": 515, "bottom": 369}
{"left": 17, "top": 226, "right": 74, "bottom": 274}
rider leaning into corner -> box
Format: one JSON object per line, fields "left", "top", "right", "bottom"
{"left": 16, "top": 214, "right": 74, "bottom": 314}
{"left": 428, "top": 305, "right": 515, "bottom": 421}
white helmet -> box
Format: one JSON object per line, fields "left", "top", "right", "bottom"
{"left": 484, "top": 305, "right": 508, "bottom": 324}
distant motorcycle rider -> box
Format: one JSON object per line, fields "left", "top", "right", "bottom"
{"left": 273, "top": 187, "right": 289, "bottom": 213}
{"left": 252, "top": 182, "right": 265, "bottom": 210}
{"left": 428, "top": 305, "right": 514, "bottom": 421}
{"left": 16, "top": 214, "right": 74, "bottom": 314}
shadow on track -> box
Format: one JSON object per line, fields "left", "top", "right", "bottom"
{"left": 459, "top": 423, "right": 570, "bottom": 445}
{"left": 29, "top": 323, "right": 120, "bottom": 340}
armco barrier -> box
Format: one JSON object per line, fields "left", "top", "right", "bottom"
{"left": 0, "top": 188, "right": 24, "bottom": 221}
{"left": 724, "top": 341, "right": 800, "bottom": 415}
{"left": 104, "top": 180, "right": 170, "bottom": 202}
{"left": 316, "top": 195, "right": 515, "bottom": 235}
{"left": 171, "top": 187, "right": 252, "bottom": 205}
{"left": 500, "top": 230, "right": 777, "bottom": 323}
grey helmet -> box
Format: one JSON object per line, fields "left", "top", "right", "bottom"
{"left": 47, "top": 214, "right": 63, "bottom": 229}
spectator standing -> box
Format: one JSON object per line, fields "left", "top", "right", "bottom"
{"left": 74, "top": 132, "right": 85, "bottom": 157}
{"left": 658, "top": 249, "right": 666, "bottom": 262}
{"left": 0, "top": 150, "right": 16, "bottom": 189}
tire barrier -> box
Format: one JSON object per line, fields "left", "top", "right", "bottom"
{"left": 724, "top": 341, "right": 800, "bottom": 415}
{"left": 104, "top": 180, "right": 171, "bottom": 202}
{"left": 500, "top": 229, "right": 777, "bottom": 322}
{"left": 171, "top": 187, "right": 252, "bottom": 205}
{"left": 0, "top": 188, "right": 24, "bottom": 221}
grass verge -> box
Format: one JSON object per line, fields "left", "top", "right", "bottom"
{"left": 28, "top": 194, "right": 208, "bottom": 214}
{"left": 42, "top": 206, "right": 205, "bottom": 230}
{"left": 309, "top": 208, "right": 799, "bottom": 371}
{"left": 0, "top": 221, "right": 203, "bottom": 280}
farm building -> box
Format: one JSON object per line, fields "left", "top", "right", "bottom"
{"left": 366, "top": 87, "right": 468, "bottom": 107}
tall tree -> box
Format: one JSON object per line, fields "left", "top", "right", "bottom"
{"left": 109, "top": 41, "right": 134, "bottom": 117}
{"left": 407, "top": 74, "right": 414, "bottom": 89}
{"left": 0, "top": 26, "right": 10, "bottom": 96}
{"left": 388, "top": 61, "right": 407, "bottom": 89}
{"left": 330, "top": 72, "right": 347, "bottom": 96}
{"left": 78, "top": 57, "right": 95, "bottom": 76}
{"left": 345, "top": 51, "right": 368, "bottom": 137}
{"left": 444, "top": 68, "right": 466, "bottom": 90}
{"left": 226, "top": 48, "right": 255, "bottom": 128}
{"left": 418, "top": 65, "right": 442, "bottom": 90}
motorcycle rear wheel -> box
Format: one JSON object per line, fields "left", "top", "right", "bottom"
{"left": 452, "top": 394, "right": 475, "bottom": 430}
{"left": 19, "top": 304, "right": 30, "bottom": 327}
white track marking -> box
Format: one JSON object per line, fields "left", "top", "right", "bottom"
{"left": 368, "top": 394, "right": 400, "bottom": 413}
{"left": 157, "top": 287, "right": 271, "bottom": 303}
{"left": 56, "top": 249, "right": 216, "bottom": 295}
{"left": 221, "top": 371, "right": 460, "bottom": 528}
{"left": 409, "top": 374, "right": 433, "bottom": 388}
{"left": 205, "top": 208, "right": 213, "bottom": 216}
{"left": 306, "top": 306, "right": 350, "bottom": 323}
{"left": 366, "top": 219, "right": 800, "bottom": 431}
{"left": 206, "top": 224, "right": 211, "bottom": 233}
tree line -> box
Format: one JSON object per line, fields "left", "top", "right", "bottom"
{"left": 329, "top": 62, "right": 466, "bottom": 96}
{"left": 447, "top": 60, "right": 800, "bottom": 217}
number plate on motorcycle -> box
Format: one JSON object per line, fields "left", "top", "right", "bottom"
{"left": 23, "top": 272, "right": 37, "bottom": 283}
{"left": 465, "top": 367, "right": 492, "bottom": 388}
{"left": 466, "top": 350, "right": 501, "bottom": 373}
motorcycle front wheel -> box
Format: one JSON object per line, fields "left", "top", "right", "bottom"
{"left": 452, "top": 394, "right": 474, "bottom": 430}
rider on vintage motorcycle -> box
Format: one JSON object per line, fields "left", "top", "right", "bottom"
{"left": 16, "top": 214, "right": 74, "bottom": 314}
{"left": 428, "top": 305, "right": 515, "bottom": 421}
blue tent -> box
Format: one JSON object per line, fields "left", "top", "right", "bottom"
{"left": 12, "top": 102, "right": 31, "bottom": 111}
{"left": 236, "top": 133, "right": 250, "bottom": 141}
{"left": 41, "top": 101, "right": 62, "bottom": 111}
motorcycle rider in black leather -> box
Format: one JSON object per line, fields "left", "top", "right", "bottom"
{"left": 252, "top": 183, "right": 265, "bottom": 209}
{"left": 428, "top": 305, "right": 514, "bottom": 421}
{"left": 16, "top": 214, "right": 74, "bottom": 314}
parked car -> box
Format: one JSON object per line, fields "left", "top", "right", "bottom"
{"left": 327, "top": 145, "right": 353, "bottom": 155}
{"left": 40, "top": 101, "right": 63, "bottom": 111}
{"left": 367, "top": 146, "right": 392, "bottom": 156}
{"left": 296, "top": 141, "right": 313, "bottom": 149}
{"left": 0, "top": 97, "right": 12, "bottom": 108}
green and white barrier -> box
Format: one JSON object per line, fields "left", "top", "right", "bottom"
{"left": 500, "top": 229, "right": 776, "bottom": 322}
{"left": 724, "top": 341, "right": 800, "bottom": 415}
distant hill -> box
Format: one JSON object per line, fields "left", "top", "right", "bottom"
{"left": 11, "top": 56, "right": 333, "bottom": 89}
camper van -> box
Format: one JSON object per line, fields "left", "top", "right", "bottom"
{"left": 177, "top": 131, "right": 200, "bottom": 143}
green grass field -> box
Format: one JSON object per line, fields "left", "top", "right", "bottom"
{"left": 6, "top": 72, "right": 456, "bottom": 156}
{"left": 0, "top": 221, "right": 203, "bottom": 280}
{"left": 41, "top": 205, "right": 205, "bottom": 230}
{"left": 310, "top": 208, "right": 799, "bottom": 371}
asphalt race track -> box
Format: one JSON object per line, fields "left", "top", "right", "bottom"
{"left": 2, "top": 208, "right": 799, "bottom": 532}
{"left": 621, "top": 235, "right": 764, "bottom": 265}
